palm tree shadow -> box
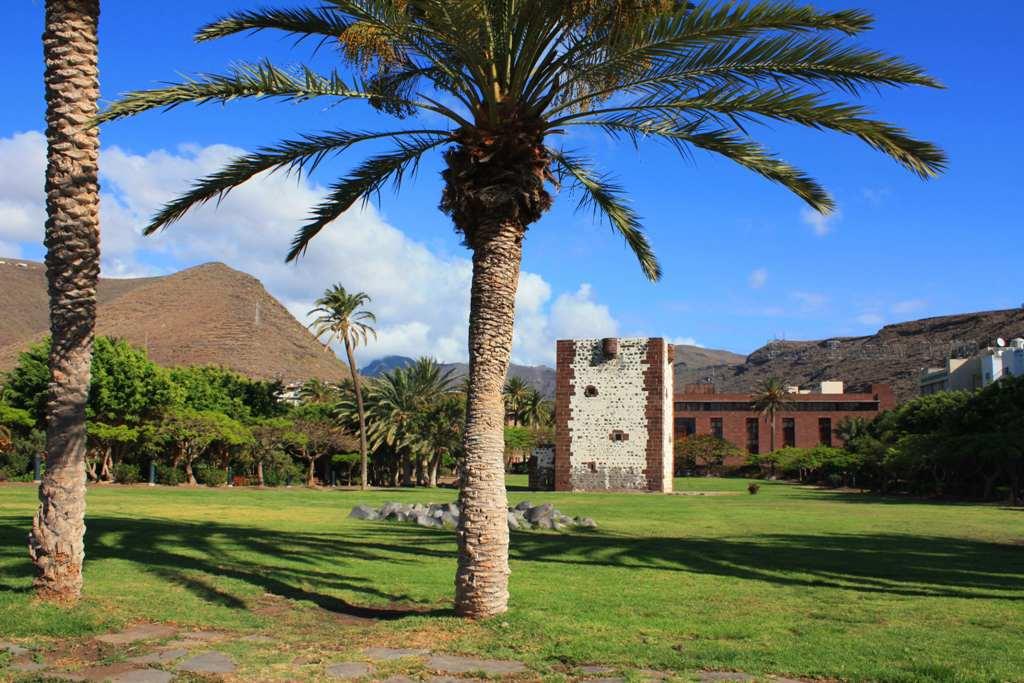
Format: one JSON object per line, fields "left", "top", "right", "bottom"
{"left": 0, "top": 513, "right": 454, "bottom": 620}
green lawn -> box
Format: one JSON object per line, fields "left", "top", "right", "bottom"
{"left": 1, "top": 478, "right": 1022, "bottom": 682}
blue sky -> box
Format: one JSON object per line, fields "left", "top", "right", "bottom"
{"left": 2, "top": 1, "right": 1022, "bottom": 365}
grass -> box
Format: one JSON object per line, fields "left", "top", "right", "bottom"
{"left": 1, "top": 477, "right": 1022, "bottom": 682}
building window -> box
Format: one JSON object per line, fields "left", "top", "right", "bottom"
{"left": 818, "top": 417, "right": 832, "bottom": 447}
{"left": 584, "top": 385, "right": 598, "bottom": 397}
{"left": 710, "top": 417, "right": 723, "bottom": 439}
{"left": 783, "top": 418, "right": 796, "bottom": 447}
{"left": 675, "top": 417, "right": 696, "bottom": 437}
{"left": 746, "top": 418, "right": 759, "bottom": 454}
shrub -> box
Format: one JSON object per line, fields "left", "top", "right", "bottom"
{"left": 196, "top": 465, "right": 228, "bottom": 487}
{"left": 263, "top": 459, "right": 303, "bottom": 487}
{"left": 748, "top": 482, "right": 761, "bottom": 495}
{"left": 111, "top": 462, "right": 141, "bottom": 484}
{"left": 155, "top": 463, "right": 183, "bottom": 486}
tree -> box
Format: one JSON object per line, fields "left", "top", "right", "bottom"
{"left": 308, "top": 284, "right": 376, "bottom": 491}
{"left": 287, "top": 414, "right": 355, "bottom": 487}
{"left": 753, "top": 377, "right": 791, "bottom": 453}
{"left": 248, "top": 417, "right": 294, "bottom": 487}
{"left": 30, "top": 0, "right": 102, "bottom": 601}
{"left": 519, "top": 388, "right": 551, "bottom": 428}
{"left": 157, "top": 408, "right": 248, "bottom": 485}
{"left": 503, "top": 377, "right": 531, "bottom": 426}
{"left": 98, "top": 1, "right": 945, "bottom": 617}
{"left": 297, "top": 378, "right": 340, "bottom": 405}
{"left": 676, "top": 434, "right": 743, "bottom": 476}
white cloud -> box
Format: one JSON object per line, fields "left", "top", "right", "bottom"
{"left": 748, "top": 267, "right": 768, "bottom": 289}
{"left": 0, "top": 131, "right": 622, "bottom": 367}
{"left": 856, "top": 312, "right": 884, "bottom": 326}
{"left": 669, "top": 336, "right": 702, "bottom": 347}
{"left": 891, "top": 299, "right": 927, "bottom": 316}
{"left": 791, "top": 290, "right": 828, "bottom": 312}
{"left": 801, "top": 207, "right": 841, "bottom": 237}
{"left": 548, "top": 284, "right": 619, "bottom": 341}
{"left": 862, "top": 187, "right": 892, "bottom": 206}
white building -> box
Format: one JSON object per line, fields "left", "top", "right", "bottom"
{"left": 919, "top": 338, "right": 1024, "bottom": 395}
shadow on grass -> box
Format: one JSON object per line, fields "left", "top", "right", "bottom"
{"left": 1, "top": 511, "right": 1021, "bottom": 617}
{"left": 509, "top": 530, "right": 1024, "bottom": 601}
{"left": 0, "top": 513, "right": 453, "bottom": 620}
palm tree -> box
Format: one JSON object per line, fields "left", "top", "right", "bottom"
{"left": 97, "top": 1, "right": 945, "bottom": 616}
{"left": 308, "top": 285, "right": 376, "bottom": 490}
{"left": 297, "top": 378, "right": 340, "bottom": 405}
{"left": 28, "top": 0, "right": 102, "bottom": 604}
{"left": 503, "top": 376, "right": 531, "bottom": 426}
{"left": 519, "top": 388, "right": 550, "bottom": 428}
{"left": 753, "top": 377, "right": 792, "bottom": 453}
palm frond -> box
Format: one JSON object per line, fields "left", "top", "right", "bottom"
{"left": 287, "top": 133, "right": 449, "bottom": 261}
{"left": 548, "top": 148, "right": 660, "bottom": 281}
{"left": 196, "top": 7, "right": 352, "bottom": 43}
{"left": 142, "top": 129, "right": 449, "bottom": 236}
{"left": 96, "top": 60, "right": 457, "bottom": 125}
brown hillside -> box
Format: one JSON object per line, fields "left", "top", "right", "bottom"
{"left": 0, "top": 258, "right": 348, "bottom": 383}
{"left": 676, "top": 308, "right": 1024, "bottom": 401}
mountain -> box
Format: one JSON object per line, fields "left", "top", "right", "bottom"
{"left": 362, "top": 343, "right": 746, "bottom": 399}
{"left": 0, "top": 258, "right": 349, "bottom": 384}
{"left": 361, "top": 355, "right": 417, "bottom": 377}
{"left": 675, "top": 308, "right": 1024, "bottom": 402}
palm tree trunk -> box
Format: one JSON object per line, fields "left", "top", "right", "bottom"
{"left": 28, "top": 0, "right": 101, "bottom": 604}
{"left": 455, "top": 220, "right": 520, "bottom": 618}
{"left": 342, "top": 339, "right": 371, "bottom": 490}
{"left": 769, "top": 408, "right": 776, "bottom": 452}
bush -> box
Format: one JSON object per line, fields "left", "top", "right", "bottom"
{"left": 155, "top": 463, "right": 183, "bottom": 486}
{"left": 196, "top": 465, "right": 228, "bottom": 487}
{"left": 111, "top": 462, "right": 141, "bottom": 484}
{"left": 0, "top": 429, "right": 43, "bottom": 481}
{"left": 263, "top": 459, "right": 303, "bottom": 487}
{"left": 748, "top": 482, "right": 761, "bottom": 495}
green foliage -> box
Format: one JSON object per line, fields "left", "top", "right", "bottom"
{"left": 195, "top": 464, "right": 228, "bottom": 487}
{"left": 1, "top": 340, "right": 50, "bottom": 426}
{"left": 169, "top": 366, "right": 282, "bottom": 421}
{"left": 111, "top": 462, "right": 142, "bottom": 485}
{"left": 262, "top": 457, "right": 303, "bottom": 487}
{"left": 0, "top": 429, "right": 43, "bottom": 481}
{"left": 89, "top": 337, "right": 178, "bottom": 424}
{"left": 675, "top": 434, "right": 744, "bottom": 474}
{"left": 155, "top": 463, "right": 184, "bottom": 486}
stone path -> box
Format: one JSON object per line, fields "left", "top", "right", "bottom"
{"left": 0, "top": 625, "right": 811, "bottom": 682}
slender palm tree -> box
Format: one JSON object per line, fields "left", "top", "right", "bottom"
{"left": 519, "top": 388, "right": 550, "bottom": 427}
{"left": 28, "top": 0, "right": 102, "bottom": 604}
{"left": 502, "top": 376, "right": 531, "bottom": 426}
{"left": 308, "top": 284, "right": 376, "bottom": 490}
{"left": 753, "top": 376, "right": 792, "bottom": 453}
{"left": 98, "top": 1, "right": 944, "bottom": 616}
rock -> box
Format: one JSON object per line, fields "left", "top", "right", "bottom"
{"left": 180, "top": 630, "right": 226, "bottom": 641}
{"left": 361, "top": 647, "right": 429, "bottom": 662}
{"left": 698, "top": 673, "right": 755, "bottom": 682}
{"left": 1, "top": 641, "right": 29, "bottom": 656}
{"left": 578, "top": 664, "right": 616, "bottom": 675}
{"left": 576, "top": 516, "right": 598, "bottom": 528}
{"left": 325, "top": 661, "right": 372, "bottom": 679}
{"left": 525, "top": 503, "right": 554, "bottom": 523}
{"left": 442, "top": 502, "right": 459, "bottom": 516}
{"left": 440, "top": 511, "right": 459, "bottom": 528}
{"left": 96, "top": 624, "right": 177, "bottom": 645}
{"left": 348, "top": 505, "right": 379, "bottom": 521}
{"left": 379, "top": 502, "right": 402, "bottom": 517}
{"left": 534, "top": 516, "right": 557, "bottom": 530}
{"left": 416, "top": 513, "right": 442, "bottom": 528}
{"left": 514, "top": 500, "right": 533, "bottom": 511}
{"left": 426, "top": 654, "right": 528, "bottom": 675}
{"left": 176, "top": 651, "right": 236, "bottom": 674}
{"left": 111, "top": 670, "right": 174, "bottom": 683}
{"left": 10, "top": 660, "right": 47, "bottom": 673}
{"left": 127, "top": 648, "right": 189, "bottom": 665}
{"left": 507, "top": 511, "right": 522, "bottom": 530}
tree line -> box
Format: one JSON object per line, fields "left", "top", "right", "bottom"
{"left": 677, "top": 375, "right": 1024, "bottom": 505}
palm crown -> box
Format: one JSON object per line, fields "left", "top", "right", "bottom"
{"left": 98, "top": 0, "right": 944, "bottom": 279}
{"left": 307, "top": 284, "right": 377, "bottom": 350}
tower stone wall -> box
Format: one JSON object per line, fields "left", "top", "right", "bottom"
{"left": 553, "top": 337, "right": 673, "bottom": 492}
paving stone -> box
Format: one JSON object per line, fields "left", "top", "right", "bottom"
{"left": 699, "top": 674, "right": 755, "bottom": 682}
{"left": 96, "top": 624, "right": 177, "bottom": 645}
{"left": 10, "top": 659, "right": 47, "bottom": 673}
{"left": 240, "top": 634, "right": 275, "bottom": 643}
{"left": 59, "top": 663, "right": 141, "bottom": 681}
{"left": 1, "top": 641, "right": 30, "bottom": 656}
{"left": 111, "top": 670, "right": 174, "bottom": 683}
{"left": 578, "top": 664, "right": 617, "bottom": 675}
{"left": 426, "top": 653, "right": 528, "bottom": 675}
{"left": 180, "top": 630, "right": 227, "bottom": 641}
{"left": 377, "top": 677, "right": 419, "bottom": 683}
{"left": 637, "top": 670, "right": 672, "bottom": 681}
{"left": 325, "top": 661, "right": 372, "bottom": 679}
{"left": 293, "top": 655, "right": 320, "bottom": 666}
{"left": 588, "top": 679, "right": 625, "bottom": 683}
{"left": 362, "top": 646, "right": 430, "bottom": 662}
{"left": 127, "top": 648, "right": 189, "bottom": 664}
{"left": 176, "top": 651, "right": 237, "bottom": 674}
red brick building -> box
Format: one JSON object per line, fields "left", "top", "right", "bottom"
{"left": 673, "top": 382, "right": 896, "bottom": 467}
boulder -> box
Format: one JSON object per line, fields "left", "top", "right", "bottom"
{"left": 506, "top": 511, "right": 522, "bottom": 530}
{"left": 575, "top": 516, "right": 598, "bottom": 528}
{"left": 440, "top": 511, "right": 459, "bottom": 528}
{"left": 525, "top": 503, "right": 554, "bottom": 524}
{"left": 416, "top": 513, "right": 441, "bottom": 528}
{"left": 348, "top": 505, "right": 380, "bottom": 521}
{"left": 514, "top": 500, "right": 533, "bottom": 512}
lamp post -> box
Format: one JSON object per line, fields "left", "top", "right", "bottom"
{"left": 33, "top": 453, "right": 42, "bottom": 483}
{"left": 149, "top": 460, "right": 156, "bottom": 486}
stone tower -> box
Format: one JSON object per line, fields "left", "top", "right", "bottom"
{"left": 553, "top": 337, "right": 674, "bottom": 492}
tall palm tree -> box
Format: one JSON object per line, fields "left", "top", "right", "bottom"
{"left": 97, "top": 1, "right": 944, "bottom": 616}
{"left": 753, "top": 376, "right": 792, "bottom": 453}
{"left": 519, "top": 388, "right": 550, "bottom": 428}
{"left": 29, "top": 0, "right": 102, "bottom": 604}
{"left": 308, "top": 284, "right": 376, "bottom": 490}
{"left": 502, "top": 376, "right": 531, "bottom": 426}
